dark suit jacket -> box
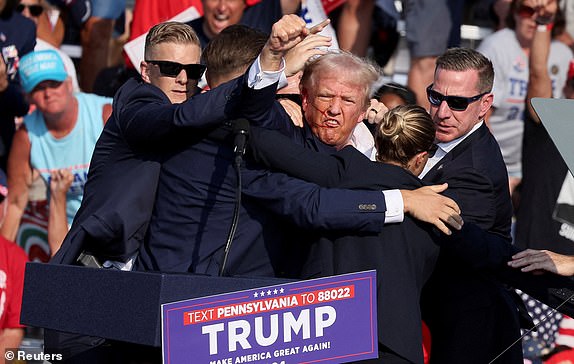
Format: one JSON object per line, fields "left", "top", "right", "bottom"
{"left": 249, "top": 127, "right": 460, "bottom": 363}
{"left": 136, "top": 107, "right": 389, "bottom": 276}
{"left": 422, "top": 123, "right": 512, "bottom": 237}
{"left": 420, "top": 123, "right": 521, "bottom": 364}
{"left": 45, "top": 72, "right": 290, "bottom": 359}
{"left": 250, "top": 125, "right": 574, "bottom": 362}
{"left": 52, "top": 74, "right": 276, "bottom": 266}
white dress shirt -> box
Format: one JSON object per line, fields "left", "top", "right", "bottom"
{"left": 419, "top": 121, "right": 484, "bottom": 179}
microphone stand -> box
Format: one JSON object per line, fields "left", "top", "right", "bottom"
{"left": 219, "top": 119, "right": 249, "bottom": 276}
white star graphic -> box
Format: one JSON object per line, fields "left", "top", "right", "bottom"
{"left": 280, "top": 288, "right": 285, "bottom": 294}
{"left": 273, "top": 289, "right": 278, "bottom": 295}
{"left": 254, "top": 292, "right": 259, "bottom": 298}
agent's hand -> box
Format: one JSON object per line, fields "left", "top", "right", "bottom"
{"left": 508, "top": 249, "right": 574, "bottom": 276}
{"left": 278, "top": 98, "right": 304, "bottom": 128}
{"left": 401, "top": 183, "right": 463, "bottom": 235}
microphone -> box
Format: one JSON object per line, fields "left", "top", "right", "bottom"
{"left": 220, "top": 119, "right": 249, "bottom": 276}
{"left": 233, "top": 118, "right": 250, "bottom": 161}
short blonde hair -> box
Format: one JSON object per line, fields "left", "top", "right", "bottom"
{"left": 144, "top": 22, "right": 201, "bottom": 60}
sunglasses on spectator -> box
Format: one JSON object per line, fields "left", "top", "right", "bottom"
{"left": 16, "top": 4, "right": 44, "bottom": 16}
{"left": 516, "top": 5, "right": 537, "bottom": 18}
{"left": 426, "top": 85, "right": 487, "bottom": 111}
{"left": 145, "top": 60, "right": 206, "bottom": 80}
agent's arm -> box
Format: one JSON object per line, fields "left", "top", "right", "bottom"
{"left": 249, "top": 126, "right": 462, "bottom": 234}
{"left": 119, "top": 15, "right": 316, "bottom": 147}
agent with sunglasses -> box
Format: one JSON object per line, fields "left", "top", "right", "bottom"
{"left": 477, "top": 0, "right": 572, "bottom": 198}
{"left": 417, "top": 47, "right": 525, "bottom": 364}
{"left": 51, "top": 15, "right": 312, "bottom": 268}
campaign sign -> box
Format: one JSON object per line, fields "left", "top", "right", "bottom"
{"left": 162, "top": 270, "right": 377, "bottom": 364}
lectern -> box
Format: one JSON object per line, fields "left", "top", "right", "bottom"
{"left": 21, "top": 263, "right": 292, "bottom": 346}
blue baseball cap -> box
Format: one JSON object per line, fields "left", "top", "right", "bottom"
{"left": 19, "top": 50, "right": 68, "bottom": 93}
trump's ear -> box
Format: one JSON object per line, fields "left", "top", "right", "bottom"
{"left": 300, "top": 88, "right": 309, "bottom": 113}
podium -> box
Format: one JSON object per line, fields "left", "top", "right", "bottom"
{"left": 20, "top": 263, "right": 293, "bottom": 347}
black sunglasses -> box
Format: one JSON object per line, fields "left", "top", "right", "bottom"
{"left": 426, "top": 84, "right": 487, "bottom": 111}
{"left": 145, "top": 60, "right": 206, "bottom": 80}
{"left": 16, "top": 3, "right": 43, "bottom": 16}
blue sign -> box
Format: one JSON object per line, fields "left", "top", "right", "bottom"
{"left": 162, "top": 270, "right": 378, "bottom": 363}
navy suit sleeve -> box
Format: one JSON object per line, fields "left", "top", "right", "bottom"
{"left": 250, "top": 126, "right": 349, "bottom": 186}
{"left": 117, "top": 75, "right": 278, "bottom": 148}
{"left": 250, "top": 126, "right": 423, "bottom": 190}
{"left": 242, "top": 165, "right": 387, "bottom": 233}
{"left": 439, "top": 223, "right": 517, "bottom": 270}
{"left": 438, "top": 167, "right": 497, "bottom": 230}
